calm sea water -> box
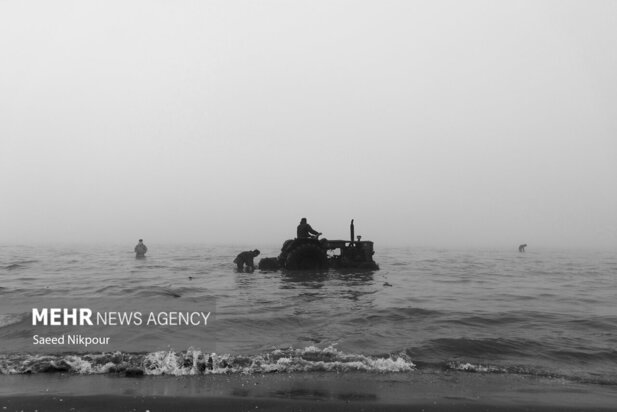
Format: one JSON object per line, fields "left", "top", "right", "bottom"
{"left": 1, "top": 244, "right": 616, "bottom": 385}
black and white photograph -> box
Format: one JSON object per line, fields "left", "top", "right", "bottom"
{"left": 1, "top": 1, "right": 616, "bottom": 411}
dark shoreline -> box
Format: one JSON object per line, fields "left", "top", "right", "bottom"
{"left": 1, "top": 371, "right": 616, "bottom": 411}
{"left": 4, "top": 394, "right": 616, "bottom": 412}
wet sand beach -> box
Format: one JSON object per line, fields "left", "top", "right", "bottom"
{"left": 1, "top": 371, "right": 616, "bottom": 412}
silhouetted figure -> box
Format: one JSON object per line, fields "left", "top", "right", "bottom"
{"left": 234, "top": 249, "right": 260, "bottom": 272}
{"left": 134, "top": 239, "right": 148, "bottom": 258}
{"left": 518, "top": 244, "right": 527, "bottom": 253}
{"left": 297, "top": 218, "right": 321, "bottom": 239}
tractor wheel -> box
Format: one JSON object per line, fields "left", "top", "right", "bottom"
{"left": 285, "top": 243, "right": 327, "bottom": 270}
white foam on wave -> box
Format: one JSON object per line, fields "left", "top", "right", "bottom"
{"left": 0, "top": 346, "right": 416, "bottom": 376}
{"left": 144, "top": 349, "right": 204, "bottom": 376}
{"left": 448, "top": 361, "right": 506, "bottom": 373}
{"left": 62, "top": 355, "right": 118, "bottom": 374}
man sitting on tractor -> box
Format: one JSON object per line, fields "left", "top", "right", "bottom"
{"left": 297, "top": 218, "right": 322, "bottom": 239}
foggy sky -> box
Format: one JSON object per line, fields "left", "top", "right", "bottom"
{"left": 1, "top": 1, "right": 616, "bottom": 250}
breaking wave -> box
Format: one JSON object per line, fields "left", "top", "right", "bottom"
{"left": 0, "top": 345, "right": 415, "bottom": 376}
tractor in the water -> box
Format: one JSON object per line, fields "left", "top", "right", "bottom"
{"left": 258, "top": 220, "right": 379, "bottom": 271}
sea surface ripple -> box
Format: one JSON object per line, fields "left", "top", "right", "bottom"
{"left": 1, "top": 244, "right": 615, "bottom": 385}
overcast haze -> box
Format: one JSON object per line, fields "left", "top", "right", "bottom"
{"left": 1, "top": 1, "right": 616, "bottom": 250}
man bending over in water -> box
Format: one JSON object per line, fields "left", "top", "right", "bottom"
{"left": 234, "top": 249, "right": 260, "bottom": 272}
{"left": 518, "top": 244, "right": 527, "bottom": 252}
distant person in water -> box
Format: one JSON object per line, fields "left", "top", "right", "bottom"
{"left": 297, "top": 218, "right": 322, "bottom": 239}
{"left": 518, "top": 244, "right": 527, "bottom": 252}
{"left": 234, "top": 249, "right": 260, "bottom": 272}
{"left": 135, "top": 239, "right": 148, "bottom": 258}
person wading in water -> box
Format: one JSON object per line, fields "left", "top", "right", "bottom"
{"left": 135, "top": 239, "right": 148, "bottom": 258}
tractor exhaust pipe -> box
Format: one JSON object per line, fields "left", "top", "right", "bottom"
{"left": 350, "top": 219, "right": 355, "bottom": 244}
